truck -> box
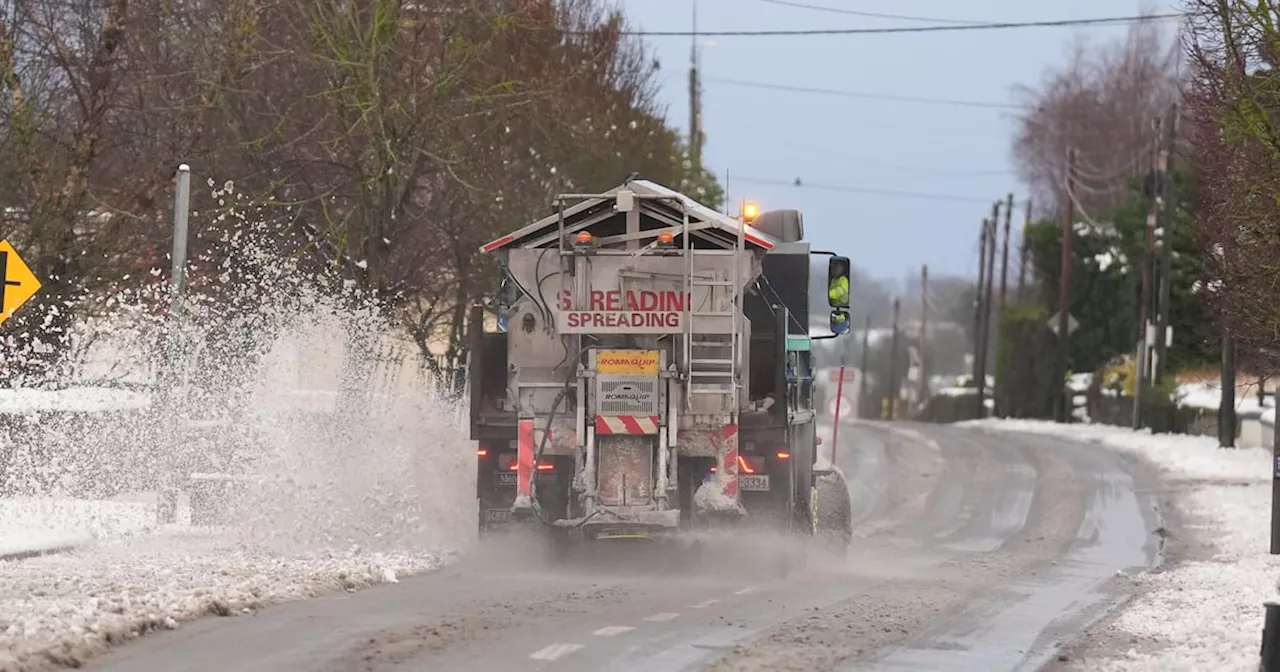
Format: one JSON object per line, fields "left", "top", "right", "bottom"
{"left": 468, "top": 177, "right": 851, "bottom": 554}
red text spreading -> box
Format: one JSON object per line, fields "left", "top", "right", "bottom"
{"left": 555, "top": 289, "right": 690, "bottom": 334}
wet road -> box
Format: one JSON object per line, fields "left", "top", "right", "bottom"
{"left": 84, "top": 422, "right": 1164, "bottom": 672}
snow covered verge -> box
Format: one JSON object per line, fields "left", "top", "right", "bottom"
{"left": 0, "top": 528, "right": 453, "bottom": 672}
{"left": 0, "top": 497, "right": 154, "bottom": 559}
{"left": 961, "top": 418, "right": 1274, "bottom": 671}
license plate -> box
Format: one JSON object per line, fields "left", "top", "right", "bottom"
{"left": 740, "top": 474, "right": 770, "bottom": 491}
{"left": 496, "top": 472, "right": 517, "bottom": 487}
{"left": 485, "top": 509, "right": 512, "bottom": 523}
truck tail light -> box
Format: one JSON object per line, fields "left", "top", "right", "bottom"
{"left": 497, "top": 453, "right": 555, "bottom": 472}
{"left": 712, "top": 456, "right": 766, "bottom": 473}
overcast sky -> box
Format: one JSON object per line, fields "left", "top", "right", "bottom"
{"left": 617, "top": 0, "right": 1179, "bottom": 285}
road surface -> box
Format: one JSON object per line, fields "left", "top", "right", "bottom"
{"left": 84, "top": 422, "right": 1164, "bottom": 672}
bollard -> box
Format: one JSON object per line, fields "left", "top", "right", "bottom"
{"left": 1262, "top": 602, "right": 1280, "bottom": 671}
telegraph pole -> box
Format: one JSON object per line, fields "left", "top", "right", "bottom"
{"left": 999, "top": 193, "right": 1014, "bottom": 312}
{"left": 1154, "top": 103, "right": 1179, "bottom": 385}
{"left": 996, "top": 193, "right": 1014, "bottom": 417}
{"left": 979, "top": 203, "right": 1000, "bottom": 416}
{"left": 887, "top": 298, "right": 901, "bottom": 420}
{"left": 688, "top": 0, "right": 703, "bottom": 175}
{"left": 973, "top": 219, "right": 990, "bottom": 417}
{"left": 1017, "top": 198, "right": 1032, "bottom": 304}
{"left": 1056, "top": 150, "right": 1077, "bottom": 423}
{"left": 1134, "top": 117, "right": 1163, "bottom": 430}
{"left": 919, "top": 265, "right": 929, "bottom": 411}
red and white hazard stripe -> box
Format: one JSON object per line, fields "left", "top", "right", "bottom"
{"left": 718, "top": 424, "right": 740, "bottom": 498}
{"left": 516, "top": 420, "right": 535, "bottom": 499}
{"left": 595, "top": 415, "right": 660, "bottom": 435}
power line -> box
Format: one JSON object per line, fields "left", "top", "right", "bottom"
{"left": 732, "top": 176, "right": 993, "bottom": 203}
{"left": 756, "top": 0, "right": 986, "bottom": 25}
{"left": 612, "top": 13, "right": 1183, "bottom": 37}
{"left": 703, "top": 75, "right": 1022, "bottom": 109}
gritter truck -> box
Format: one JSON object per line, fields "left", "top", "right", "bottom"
{"left": 468, "top": 178, "right": 851, "bottom": 551}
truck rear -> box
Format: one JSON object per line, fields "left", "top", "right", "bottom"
{"left": 469, "top": 178, "right": 850, "bottom": 553}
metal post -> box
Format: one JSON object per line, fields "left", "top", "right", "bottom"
{"left": 1272, "top": 400, "right": 1280, "bottom": 555}
{"left": 831, "top": 364, "right": 846, "bottom": 463}
{"left": 159, "top": 164, "right": 191, "bottom": 525}
{"left": 918, "top": 265, "right": 928, "bottom": 413}
{"left": 1221, "top": 332, "right": 1236, "bottom": 449}
{"left": 170, "top": 164, "right": 191, "bottom": 320}
{"left": 1262, "top": 602, "right": 1280, "bottom": 670}
{"left": 887, "top": 299, "right": 901, "bottom": 420}
{"left": 857, "top": 313, "right": 871, "bottom": 419}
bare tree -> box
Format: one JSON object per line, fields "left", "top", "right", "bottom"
{"left": 1011, "top": 19, "right": 1182, "bottom": 219}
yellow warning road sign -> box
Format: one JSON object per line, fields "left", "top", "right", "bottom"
{"left": 0, "top": 239, "right": 42, "bottom": 327}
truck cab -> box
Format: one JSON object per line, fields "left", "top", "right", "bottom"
{"left": 469, "top": 178, "right": 850, "bottom": 545}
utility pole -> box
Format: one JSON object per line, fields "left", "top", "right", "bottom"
{"left": 919, "top": 265, "right": 929, "bottom": 412}
{"left": 996, "top": 193, "right": 1014, "bottom": 417}
{"left": 1134, "top": 117, "right": 1163, "bottom": 430}
{"left": 688, "top": 0, "right": 703, "bottom": 175}
{"left": 887, "top": 298, "right": 901, "bottom": 420}
{"left": 1056, "top": 149, "right": 1077, "bottom": 423}
{"left": 857, "top": 313, "right": 871, "bottom": 419}
{"left": 1017, "top": 198, "right": 1032, "bottom": 304}
{"left": 979, "top": 203, "right": 1000, "bottom": 417}
{"left": 999, "top": 193, "right": 1014, "bottom": 312}
{"left": 1154, "top": 103, "right": 1179, "bottom": 385}
{"left": 973, "top": 219, "right": 990, "bottom": 418}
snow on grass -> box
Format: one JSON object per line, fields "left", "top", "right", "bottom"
{"left": 0, "top": 528, "right": 453, "bottom": 672}
{"left": 963, "top": 418, "right": 1275, "bottom": 671}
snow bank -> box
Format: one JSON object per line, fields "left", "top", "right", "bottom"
{"left": 960, "top": 418, "right": 1265, "bottom": 484}
{"left": 964, "top": 419, "right": 1275, "bottom": 670}
{"left": 0, "top": 529, "right": 452, "bottom": 672}
{"left": 0, "top": 497, "right": 154, "bottom": 559}
{"left": 1175, "top": 381, "right": 1266, "bottom": 415}
{"left": 0, "top": 388, "right": 150, "bottom": 414}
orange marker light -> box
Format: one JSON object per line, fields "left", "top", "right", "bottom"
{"left": 742, "top": 202, "right": 759, "bottom": 222}
{"left": 477, "top": 448, "right": 488, "bottom": 457}
{"left": 574, "top": 231, "right": 594, "bottom": 245}
{"left": 657, "top": 231, "right": 675, "bottom": 246}
{"left": 776, "top": 451, "right": 791, "bottom": 460}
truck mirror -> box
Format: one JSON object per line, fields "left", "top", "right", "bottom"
{"left": 830, "top": 309, "right": 850, "bottom": 335}
{"left": 827, "top": 256, "right": 851, "bottom": 308}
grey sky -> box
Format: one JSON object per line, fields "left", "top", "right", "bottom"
{"left": 618, "top": 0, "right": 1177, "bottom": 283}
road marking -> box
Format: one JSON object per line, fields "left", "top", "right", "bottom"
{"left": 529, "top": 643, "right": 584, "bottom": 660}
{"left": 690, "top": 599, "right": 720, "bottom": 608}
{"left": 733, "top": 586, "right": 758, "bottom": 595}
{"left": 644, "top": 612, "right": 681, "bottom": 622}
{"left": 593, "top": 626, "right": 635, "bottom": 637}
